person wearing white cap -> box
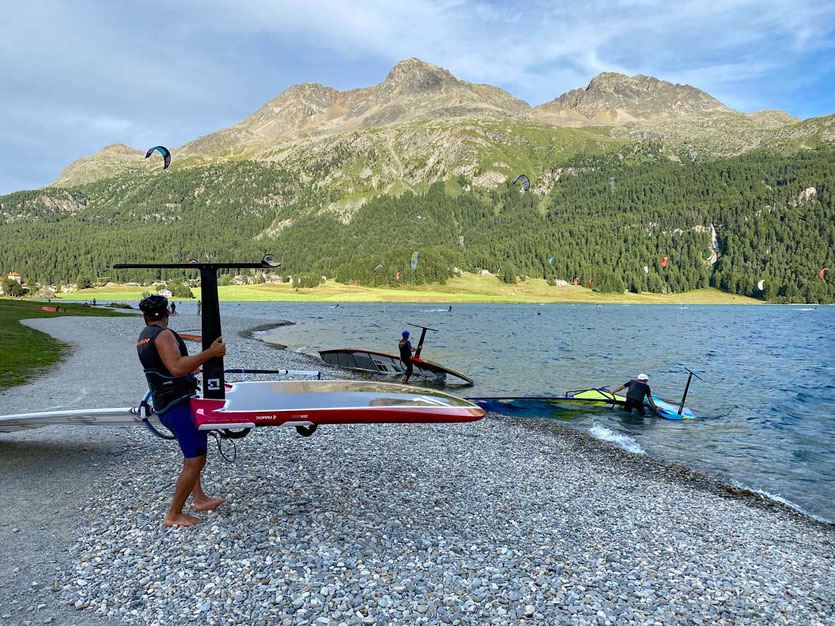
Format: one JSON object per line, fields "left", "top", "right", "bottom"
{"left": 612, "top": 373, "right": 658, "bottom": 416}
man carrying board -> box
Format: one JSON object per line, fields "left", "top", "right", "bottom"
{"left": 136, "top": 294, "right": 227, "bottom": 527}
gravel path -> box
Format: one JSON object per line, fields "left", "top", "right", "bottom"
{"left": 0, "top": 314, "right": 832, "bottom": 625}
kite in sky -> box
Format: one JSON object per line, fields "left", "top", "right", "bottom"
{"left": 145, "top": 145, "right": 171, "bottom": 169}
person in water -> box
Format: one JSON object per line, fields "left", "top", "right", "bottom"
{"left": 170, "top": 301, "right": 177, "bottom": 316}
{"left": 611, "top": 374, "right": 658, "bottom": 416}
{"left": 399, "top": 330, "right": 415, "bottom": 383}
{"left": 136, "top": 295, "right": 227, "bottom": 527}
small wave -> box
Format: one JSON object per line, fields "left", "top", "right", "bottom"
{"left": 421, "top": 308, "right": 449, "bottom": 312}
{"left": 589, "top": 424, "right": 645, "bottom": 455}
{"left": 798, "top": 308, "right": 816, "bottom": 311}
{"left": 735, "top": 485, "right": 832, "bottom": 524}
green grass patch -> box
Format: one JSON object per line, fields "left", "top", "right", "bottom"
{"left": 0, "top": 299, "right": 125, "bottom": 390}
{"left": 70, "top": 273, "right": 761, "bottom": 304}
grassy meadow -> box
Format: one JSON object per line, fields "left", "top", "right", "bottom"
{"left": 68, "top": 273, "right": 761, "bottom": 304}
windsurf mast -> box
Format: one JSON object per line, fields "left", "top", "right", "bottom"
{"left": 114, "top": 255, "right": 280, "bottom": 400}
{"left": 678, "top": 368, "right": 703, "bottom": 415}
{"left": 407, "top": 323, "right": 438, "bottom": 358}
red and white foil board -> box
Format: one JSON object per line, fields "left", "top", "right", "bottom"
{"left": 191, "top": 380, "right": 484, "bottom": 430}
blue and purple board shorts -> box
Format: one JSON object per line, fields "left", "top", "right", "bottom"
{"left": 158, "top": 402, "right": 208, "bottom": 459}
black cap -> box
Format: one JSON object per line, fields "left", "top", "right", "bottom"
{"left": 139, "top": 294, "right": 169, "bottom": 319}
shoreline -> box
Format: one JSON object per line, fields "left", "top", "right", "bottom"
{"left": 510, "top": 415, "right": 834, "bottom": 529}
{"left": 56, "top": 277, "right": 767, "bottom": 305}
{"left": 0, "top": 314, "right": 831, "bottom": 624}
{"left": 239, "top": 320, "right": 294, "bottom": 340}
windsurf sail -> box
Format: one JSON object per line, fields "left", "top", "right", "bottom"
{"left": 319, "top": 349, "right": 474, "bottom": 386}
{"left": 468, "top": 388, "right": 624, "bottom": 412}
{"left": 319, "top": 323, "right": 473, "bottom": 386}
{"left": 470, "top": 388, "right": 694, "bottom": 420}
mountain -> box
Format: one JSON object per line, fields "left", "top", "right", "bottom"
{"left": 53, "top": 59, "right": 833, "bottom": 191}
{"left": 53, "top": 143, "right": 146, "bottom": 187}
{"left": 179, "top": 58, "right": 530, "bottom": 160}
{"left": 529, "top": 73, "right": 835, "bottom": 159}
{"left": 531, "top": 72, "right": 731, "bottom": 126}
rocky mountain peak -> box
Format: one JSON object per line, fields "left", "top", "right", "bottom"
{"left": 533, "top": 72, "right": 730, "bottom": 126}
{"left": 382, "top": 58, "right": 457, "bottom": 95}
{"left": 98, "top": 143, "right": 142, "bottom": 156}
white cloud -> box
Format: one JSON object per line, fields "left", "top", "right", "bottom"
{"left": 190, "top": 0, "right": 835, "bottom": 106}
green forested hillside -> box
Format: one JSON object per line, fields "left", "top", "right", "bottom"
{"left": 1, "top": 149, "right": 833, "bottom": 302}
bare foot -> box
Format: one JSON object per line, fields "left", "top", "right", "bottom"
{"left": 193, "top": 496, "right": 227, "bottom": 512}
{"left": 163, "top": 513, "right": 202, "bottom": 527}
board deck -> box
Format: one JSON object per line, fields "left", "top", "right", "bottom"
{"left": 319, "top": 349, "right": 474, "bottom": 386}
{"left": 192, "top": 380, "right": 484, "bottom": 429}
{"left": 650, "top": 396, "right": 694, "bottom": 420}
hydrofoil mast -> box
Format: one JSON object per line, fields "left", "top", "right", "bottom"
{"left": 114, "top": 255, "right": 280, "bottom": 399}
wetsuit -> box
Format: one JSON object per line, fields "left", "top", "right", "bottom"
{"left": 623, "top": 379, "right": 652, "bottom": 416}
{"left": 136, "top": 326, "right": 205, "bottom": 458}
{"left": 399, "top": 339, "right": 414, "bottom": 379}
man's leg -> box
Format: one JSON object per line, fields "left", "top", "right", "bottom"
{"left": 192, "top": 456, "right": 227, "bottom": 512}
{"left": 164, "top": 456, "right": 204, "bottom": 527}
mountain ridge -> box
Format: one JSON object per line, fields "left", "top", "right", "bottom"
{"left": 531, "top": 71, "right": 731, "bottom": 126}
{"left": 52, "top": 59, "right": 831, "bottom": 190}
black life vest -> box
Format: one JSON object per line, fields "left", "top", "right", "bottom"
{"left": 398, "top": 339, "right": 412, "bottom": 363}
{"left": 136, "top": 325, "right": 196, "bottom": 413}
{"left": 625, "top": 380, "right": 651, "bottom": 403}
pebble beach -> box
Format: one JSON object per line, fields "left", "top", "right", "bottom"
{"left": 0, "top": 313, "right": 832, "bottom": 625}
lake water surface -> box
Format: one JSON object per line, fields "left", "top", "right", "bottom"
{"left": 179, "top": 301, "right": 834, "bottom": 522}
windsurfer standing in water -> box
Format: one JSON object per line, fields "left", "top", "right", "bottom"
{"left": 136, "top": 295, "right": 227, "bottom": 527}
{"left": 399, "top": 330, "right": 415, "bottom": 384}
{"left": 611, "top": 373, "right": 658, "bottom": 416}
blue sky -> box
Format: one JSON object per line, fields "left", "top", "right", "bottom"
{"left": 1, "top": 0, "right": 833, "bottom": 194}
